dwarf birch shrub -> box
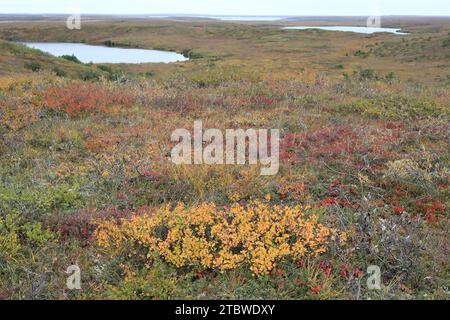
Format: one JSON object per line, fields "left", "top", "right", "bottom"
{"left": 95, "top": 200, "right": 346, "bottom": 275}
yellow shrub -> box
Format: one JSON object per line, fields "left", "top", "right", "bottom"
{"left": 0, "top": 77, "right": 16, "bottom": 90}
{"left": 95, "top": 200, "right": 346, "bottom": 275}
{"left": 0, "top": 214, "right": 22, "bottom": 260}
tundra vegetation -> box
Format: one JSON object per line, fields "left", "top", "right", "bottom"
{"left": 0, "top": 16, "right": 448, "bottom": 300}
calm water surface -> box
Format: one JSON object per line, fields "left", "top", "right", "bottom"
{"left": 210, "top": 16, "right": 286, "bottom": 21}
{"left": 283, "top": 26, "right": 409, "bottom": 35}
{"left": 23, "top": 42, "right": 189, "bottom": 64}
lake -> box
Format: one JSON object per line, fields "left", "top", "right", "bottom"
{"left": 283, "top": 26, "right": 409, "bottom": 35}
{"left": 208, "top": 16, "right": 286, "bottom": 21}
{"left": 149, "top": 15, "right": 288, "bottom": 21}
{"left": 23, "top": 42, "right": 189, "bottom": 64}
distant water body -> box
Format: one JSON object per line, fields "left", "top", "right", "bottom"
{"left": 283, "top": 26, "right": 409, "bottom": 35}
{"left": 210, "top": 16, "right": 286, "bottom": 21}
{"left": 175, "top": 15, "right": 286, "bottom": 21}
{"left": 23, "top": 42, "right": 188, "bottom": 64}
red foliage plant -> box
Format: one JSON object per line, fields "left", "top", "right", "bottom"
{"left": 54, "top": 207, "right": 150, "bottom": 245}
{"left": 43, "top": 83, "right": 136, "bottom": 117}
{"left": 280, "top": 124, "right": 403, "bottom": 171}
{"left": 249, "top": 95, "right": 276, "bottom": 109}
{"left": 416, "top": 198, "right": 445, "bottom": 225}
{"left": 280, "top": 125, "right": 363, "bottom": 167}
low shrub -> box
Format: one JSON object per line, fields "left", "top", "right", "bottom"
{"left": 79, "top": 70, "right": 100, "bottom": 81}
{"left": 354, "top": 50, "right": 370, "bottom": 58}
{"left": 280, "top": 124, "right": 403, "bottom": 172}
{"left": 338, "top": 96, "right": 447, "bottom": 119}
{"left": 95, "top": 200, "right": 346, "bottom": 275}
{"left": 0, "top": 183, "right": 85, "bottom": 217}
{"left": 24, "top": 61, "right": 41, "bottom": 72}
{"left": 355, "top": 68, "right": 376, "bottom": 81}
{"left": 0, "top": 212, "right": 55, "bottom": 262}
{"left": 61, "top": 54, "right": 82, "bottom": 64}
{"left": 52, "top": 67, "right": 67, "bottom": 77}
{"left": 0, "top": 92, "right": 41, "bottom": 130}
{"left": 181, "top": 49, "right": 205, "bottom": 60}
{"left": 383, "top": 156, "right": 449, "bottom": 188}
{"left": 43, "top": 83, "right": 136, "bottom": 117}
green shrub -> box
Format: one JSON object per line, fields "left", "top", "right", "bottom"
{"left": 22, "top": 222, "right": 54, "bottom": 245}
{"left": 61, "top": 54, "right": 82, "bottom": 64}
{"left": 355, "top": 68, "right": 377, "bottom": 81}
{"left": 104, "top": 261, "right": 183, "bottom": 300}
{"left": 385, "top": 72, "right": 396, "bottom": 83}
{"left": 181, "top": 49, "right": 205, "bottom": 60}
{"left": 0, "top": 212, "right": 55, "bottom": 259}
{"left": 104, "top": 40, "right": 115, "bottom": 47}
{"left": 52, "top": 66, "right": 67, "bottom": 77}
{"left": 337, "top": 95, "right": 447, "bottom": 120}
{"left": 25, "top": 61, "right": 41, "bottom": 72}
{"left": 97, "top": 65, "right": 113, "bottom": 73}
{"left": 0, "top": 183, "right": 85, "bottom": 217}
{"left": 80, "top": 70, "right": 100, "bottom": 81}
{"left": 354, "top": 50, "right": 369, "bottom": 58}
{"left": 0, "top": 213, "right": 22, "bottom": 260}
{"left": 96, "top": 65, "right": 126, "bottom": 81}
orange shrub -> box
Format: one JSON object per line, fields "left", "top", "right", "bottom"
{"left": 43, "top": 83, "right": 136, "bottom": 117}
{"left": 0, "top": 94, "right": 41, "bottom": 130}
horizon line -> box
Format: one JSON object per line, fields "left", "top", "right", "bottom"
{"left": 2, "top": 13, "right": 450, "bottom": 17}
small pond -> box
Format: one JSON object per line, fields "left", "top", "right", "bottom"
{"left": 23, "top": 42, "right": 189, "bottom": 64}
{"left": 283, "top": 26, "right": 409, "bottom": 35}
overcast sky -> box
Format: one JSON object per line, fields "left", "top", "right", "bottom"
{"left": 2, "top": 0, "right": 450, "bottom": 16}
